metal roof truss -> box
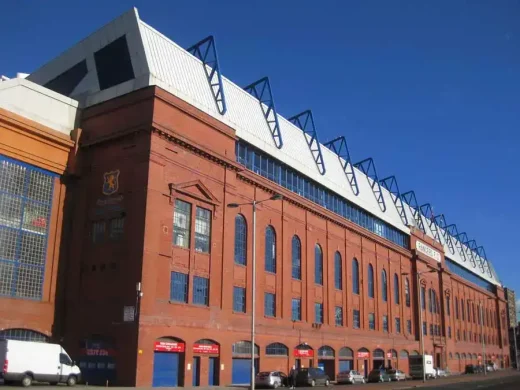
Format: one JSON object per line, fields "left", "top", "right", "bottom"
{"left": 401, "top": 191, "right": 426, "bottom": 233}
{"left": 289, "top": 110, "right": 326, "bottom": 175}
{"left": 354, "top": 158, "right": 386, "bottom": 212}
{"left": 380, "top": 176, "right": 408, "bottom": 225}
{"left": 324, "top": 136, "right": 359, "bottom": 195}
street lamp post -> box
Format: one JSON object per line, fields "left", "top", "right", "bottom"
{"left": 403, "top": 269, "right": 435, "bottom": 383}
{"left": 228, "top": 193, "right": 283, "bottom": 390}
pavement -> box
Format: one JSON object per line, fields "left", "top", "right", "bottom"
{"left": 1, "top": 370, "right": 520, "bottom": 389}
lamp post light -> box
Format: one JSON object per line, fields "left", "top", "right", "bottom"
{"left": 402, "top": 269, "right": 436, "bottom": 383}
{"left": 228, "top": 193, "right": 283, "bottom": 390}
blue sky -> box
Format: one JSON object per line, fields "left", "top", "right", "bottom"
{"left": 2, "top": 1, "right": 519, "bottom": 312}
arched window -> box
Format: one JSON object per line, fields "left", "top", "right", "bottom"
{"left": 381, "top": 269, "right": 387, "bottom": 302}
{"left": 394, "top": 273, "right": 400, "bottom": 305}
{"left": 373, "top": 349, "right": 385, "bottom": 359}
{"left": 399, "top": 350, "right": 409, "bottom": 359}
{"left": 368, "top": 264, "right": 374, "bottom": 298}
{"left": 232, "top": 341, "right": 259, "bottom": 356}
{"left": 405, "top": 277, "right": 410, "bottom": 307}
{"left": 410, "top": 350, "right": 420, "bottom": 356}
{"left": 266, "top": 343, "right": 288, "bottom": 356}
{"left": 315, "top": 244, "right": 323, "bottom": 285}
{"left": 0, "top": 329, "right": 48, "bottom": 342}
{"left": 455, "top": 353, "right": 460, "bottom": 360}
{"left": 352, "top": 258, "right": 359, "bottom": 294}
{"left": 339, "top": 347, "right": 353, "bottom": 358}
{"left": 291, "top": 235, "right": 301, "bottom": 280}
{"left": 318, "top": 346, "right": 335, "bottom": 358}
{"left": 265, "top": 226, "right": 276, "bottom": 273}
{"left": 234, "top": 215, "right": 247, "bottom": 265}
{"left": 334, "top": 252, "right": 342, "bottom": 290}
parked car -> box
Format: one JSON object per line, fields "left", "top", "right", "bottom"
{"left": 336, "top": 370, "right": 365, "bottom": 384}
{"left": 485, "top": 363, "right": 496, "bottom": 372}
{"left": 465, "top": 365, "right": 477, "bottom": 374}
{"left": 295, "top": 368, "right": 330, "bottom": 387}
{"left": 435, "top": 368, "right": 448, "bottom": 377}
{"left": 387, "top": 369, "right": 406, "bottom": 381}
{"left": 367, "top": 369, "right": 391, "bottom": 383}
{"left": 255, "top": 371, "right": 288, "bottom": 388}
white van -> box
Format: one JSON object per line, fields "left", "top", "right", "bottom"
{"left": 0, "top": 339, "right": 81, "bottom": 387}
{"left": 409, "top": 354, "right": 436, "bottom": 379}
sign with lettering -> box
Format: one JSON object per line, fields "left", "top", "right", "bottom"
{"left": 193, "top": 343, "right": 219, "bottom": 354}
{"left": 154, "top": 341, "right": 185, "bottom": 353}
{"left": 357, "top": 351, "right": 370, "bottom": 359}
{"left": 294, "top": 348, "right": 314, "bottom": 358}
{"left": 416, "top": 240, "right": 441, "bottom": 262}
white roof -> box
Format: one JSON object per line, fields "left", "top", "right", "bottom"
{"left": 26, "top": 8, "right": 500, "bottom": 286}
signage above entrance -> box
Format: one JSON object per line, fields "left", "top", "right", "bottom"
{"left": 357, "top": 351, "right": 369, "bottom": 359}
{"left": 154, "top": 341, "right": 185, "bottom": 353}
{"left": 416, "top": 240, "right": 441, "bottom": 262}
{"left": 294, "top": 349, "right": 314, "bottom": 358}
{"left": 193, "top": 343, "right": 219, "bottom": 354}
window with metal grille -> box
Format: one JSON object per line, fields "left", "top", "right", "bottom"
{"left": 395, "top": 317, "right": 401, "bottom": 333}
{"left": 339, "top": 347, "right": 353, "bottom": 358}
{"left": 170, "top": 272, "right": 188, "bottom": 303}
{"left": 195, "top": 207, "right": 211, "bottom": 253}
{"left": 394, "top": 274, "right": 399, "bottom": 304}
{"left": 373, "top": 349, "right": 385, "bottom": 359}
{"left": 0, "top": 328, "right": 49, "bottom": 342}
{"left": 334, "top": 252, "right": 342, "bottom": 290}
{"left": 383, "top": 315, "right": 388, "bottom": 332}
{"left": 265, "top": 226, "right": 276, "bottom": 273}
{"left": 232, "top": 341, "right": 259, "bottom": 356}
{"left": 315, "top": 244, "right": 323, "bottom": 285}
{"left": 407, "top": 319, "right": 412, "bottom": 334}
{"left": 0, "top": 157, "right": 55, "bottom": 300}
{"left": 367, "top": 263, "right": 374, "bottom": 298}
{"left": 400, "top": 350, "right": 409, "bottom": 359}
{"left": 430, "top": 324, "right": 433, "bottom": 335}
{"left": 381, "top": 270, "right": 388, "bottom": 302}
{"left": 318, "top": 346, "right": 334, "bottom": 357}
{"left": 335, "top": 306, "right": 343, "bottom": 326}
{"left": 266, "top": 343, "right": 288, "bottom": 356}
{"left": 292, "top": 235, "right": 301, "bottom": 279}
{"left": 353, "top": 309, "right": 360, "bottom": 329}
{"left": 315, "top": 302, "right": 323, "bottom": 324}
{"left": 369, "top": 313, "right": 375, "bottom": 330}
{"left": 405, "top": 277, "right": 410, "bottom": 307}
{"left": 352, "top": 259, "right": 359, "bottom": 294}
{"left": 292, "top": 298, "right": 301, "bottom": 321}
{"left": 193, "top": 276, "right": 209, "bottom": 306}
{"left": 234, "top": 214, "right": 247, "bottom": 265}
{"left": 109, "top": 217, "right": 124, "bottom": 240}
{"left": 265, "top": 292, "right": 276, "bottom": 317}
{"left": 92, "top": 221, "right": 105, "bottom": 244}
{"left": 173, "top": 200, "right": 191, "bottom": 249}
{"left": 233, "top": 286, "right": 246, "bottom": 313}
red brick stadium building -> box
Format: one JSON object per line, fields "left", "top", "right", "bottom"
{"left": 0, "top": 8, "right": 511, "bottom": 387}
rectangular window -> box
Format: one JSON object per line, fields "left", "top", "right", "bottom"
{"left": 292, "top": 298, "right": 301, "bottom": 321}
{"left": 335, "top": 306, "right": 343, "bottom": 326}
{"left": 423, "top": 322, "right": 427, "bottom": 335}
{"left": 383, "top": 315, "right": 388, "bottom": 333}
{"left": 315, "top": 303, "right": 323, "bottom": 324}
{"left": 170, "top": 272, "right": 188, "bottom": 303}
{"left": 193, "top": 276, "right": 209, "bottom": 306}
{"left": 421, "top": 287, "right": 426, "bottom": 310}
{"left": 369, "top": 313, "right": 375, "bottom": 330}
{"left": 353, "top": 309, "right": 360, "bottom": 329}
{"left": 448, "top": 326, "right": 451, "bottom": 338}
{"left": 395, "top": 317, "right": 401, "bottom": 334}
{"left": 455, "top": 298, "right": 459, "bottom": 319}
{"left": 173, "top": 200, "right": 191, "bottom": 248}
{"left": 430, "top": 324, "right": 433, "bottom": 335}
{"left": 195, "top": 207, "right": 211, "bottom": 253}
{"left": 109, "top": 217, "right": 124, "bottom": 240}
{"left": 233, "top": 286, "right": 246, "bottom": 313}
{"left": 446, "top": 296, "right": 451, "bottom": 316}
{"left": 265, "top": 293, "right": 276, "bottom": 317}
{"left": 407, "top": 319, "right": 412, "bottom": 334}
{"left": 92, "top": 221, "right": 106, "bottom": 244}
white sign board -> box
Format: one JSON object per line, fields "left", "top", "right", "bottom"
{"left": 123, "top": 306, "right": 135, "bottom": 322}
{"left": 416, "top": 241, "right": 441, "bottom": 262}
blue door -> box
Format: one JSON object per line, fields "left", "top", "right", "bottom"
{"left": 208, "top": 357, "right": 218, "bottom": 385}
{"left": 192, "top": 357, "right": 200, "bottom": 386}
{"left": 339, "top": 360, "right": 352, "bottom": 373}
{"left": 153, "top": 352, "right": 179, "bottom": 387}
{"left": 232, "top": 358, "right": 250, "bottom": 385}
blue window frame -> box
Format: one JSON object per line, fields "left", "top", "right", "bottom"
{"left": 353, "top": 309, "right": 360, "bottom": 329}
{"left": 395, "top": 317, "right": 401, "bottom": 333}
{"left": 445, "top": 258, "right": 495, "bottom": 293}
{"left": 236, "top": 141, "right": 410, "bottom": 249}
{"left": 334, "top": 252, "right": 342, "bottom": 290}
{"left": 405, "top": 277, "right": 410, "bottom": 307}
{"left": 233, "top": 286, "right": 246, "bottom": 312}
{"left": 265, "top": 226, "right": 276, "bottom": 273}
{"left": 266, "top": 343, "right": 288, "bottom": 356}
{"left": 264, "top": 292, "right": 276, "bottom": 317}
{"left": 394, "top": 274, "right": 400, "bottom": 305}
{"left": 352, "top": 258, "right": 359, "bottom": 294}
{"left": 292, "top": 235, "right": 301, "bottom": 279}
{"left": 369, "top": 313, "right": 375, "bottom": 330}
{"left": 234, "top": 214, "right": 247, "bottom": 265}
{"left": 368, "top": 264, "right": 374, "bottom": 298}
{"left": 315, "top": 302, "right": 323, "bottom": 324}
{"left": 292, "top": 298, "right": 301, "bottom": 321}
{"left": 381, "top": 269, "right": 388, "bottom": 302}
{"left": 193, "top": 276, "right": 209, "bottom": 306}
{"left": 0, "top": 156, "right": 55, "bottom": 300}
{"left": 0, "top": 328, "right": 49, "bottom": 342}
{"left": 315, "top": 244, "right": 323, "bottom": 285}
{"left": 383, "top": 315, "right": 388, "bottom": 332}
{"left": 335, "top": 306, "right": 343, "bottom": 326}
{"left": 429, "top": 289, "right": 433, "bottom": 313}
{"left": 170, "top": 272, "right": 188, "bottom": 303}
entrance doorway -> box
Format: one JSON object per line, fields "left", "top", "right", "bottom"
{"left": 356, "top": 348, "right": 370, "bottom": 378}
{"left": 193, "top": 339, "right": 220, "bottom": 386}
{"left": 152, "top": 337, "right": 185, "bottom": 387}
{"left": 231, "top": 341, "right": 259, "bottom": 385}
{"left": 339, "top": 347, "right": 354, "bottom": 374}
{"left": 294, "top": 344, "right": 314, "bottom": 369}
{"left": 317, "top": 346, "right": 335, "bottom": 380}
{"left": 372, "top": 349, "right": 385, "bottom": 370}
